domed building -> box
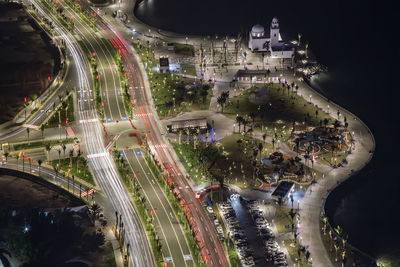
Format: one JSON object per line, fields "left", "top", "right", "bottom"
{"left": 248, "top": 17, "right": 294, "bottom": 59}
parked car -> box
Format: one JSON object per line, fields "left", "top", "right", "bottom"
{"left": 206, "top": 206, "right": 214, "bottom": 213}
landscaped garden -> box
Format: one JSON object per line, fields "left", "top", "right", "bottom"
{"left": 148, "top": 72, "right": 212, "bottom": 118}
{"left": 173, "top": 43, "right": 195, "bottom": 56}
{"left": 274, "top": 206, "right": 296, "bottom": 233}
{"left": 223, "top": 83, "right": 333, "bottom": 132}
{"left": 50, "top": 154, "right": 94, "bottom": 185}
{"left": 46, "top": 93, "right": 74, "bottom": 128}
{"left": 284, "top": 239, "right": 309, "bottom": 267}
{"left": 172, "top": 133, "right": 273, "bottom": 187}
{"left": 133, "top": 42, "right": 212, "bottom": 118}
{"left": 13, "top": 138, "right": 75, "bottom": 151}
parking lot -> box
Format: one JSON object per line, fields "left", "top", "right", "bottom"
{"left": 215, "top": 194, "right": 289, "bottom": 267}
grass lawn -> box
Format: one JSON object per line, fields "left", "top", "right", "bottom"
{"left": 88, "top": 0, "right": 108, "bottom": 4}
{"left": 174, "top": 43, "right": 195, "bottom": 56}
{"left": 148, "top": 72, "right": 212, "bottom": 118}
{"left": 224, "top": 83, "right": 334, "bottom": 133}
{"left": 228, "top": 242, "right": 241, "bottom": 267}
{"left": 284, "top": 239, "right": 308, "bottom": 267}
{"left": 50, "top": 156, "right": 94, "bottom": 185}
{"left": 172, "top": 142, "right": 218, "bottom": 185}
{"left": 101, "top": 241, "right": 117, "bottom": 267}
{"left": 13, "top": 138, "right": 75, "bottom": 151}
{"left": 172, "top": 134, "right": 271, "bottom": 188}
{"left": 180, "top": 64, "right": 197, "bottom": 76}
{"left": 142, "top": 150, "right": 205, "bottom": 266}
{"left": 218, "top": 134, "right": 273, "bottom": 187}
{"left": 46, "top": 94, "right": 74, "bottom": 128}
{"left": 317, "top": 150, "right": 348, "bottom": 166}
{"left": 133, "top": 42, "right": 211, "bottom": 118}
{"left": 274, "top": 206, "right": 296, "bottom": 233}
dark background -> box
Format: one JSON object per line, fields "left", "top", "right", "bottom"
{"left": 135, "top": 0, "right": 399, "bottom": 262}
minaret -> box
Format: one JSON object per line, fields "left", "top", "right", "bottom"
{"left": 270, "top": 17, "right": 280, "bottom": 47}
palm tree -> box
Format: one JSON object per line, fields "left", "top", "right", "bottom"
{"left": 221, "top": 91, "right": 229, "bottom": 100}
{"left": 57, "top": 149, "right": 61, "bottom": 165}
{"left": 178, "top": 129, "right": 183, "bottom": 144}
{"left": 38, "top": 159, "right": 43, "bottom": 176}
{"left": 53, "top": 165, "right": 59, "bottom": 183}
{"left": 205, "top": 130, "right": 210, "bottom": 145}
{"left": 322, "top": 215, "right": 328, "bottom": 234}
{"left": 193, "top": 129, "right": 200, "bottom": 149}
{"left": 305, "top": 42, "right": 309, "bottom": 58}
{"left": 186, "top": 128, "right": 190, "bottom": 145}
{"left": 334, "top": 243, "right": 339, "bottom": 261}
{"left": 258, "top": 143, "right": 263, "bottom": 160}
{"left": 45, "top": 143, "right": 52, "bottom": 160}
{"left": 242, "top": 120, "right": 248, "bottom": 134}
{"left": 236, "top": 116, "right": 243, "bottom": 133}
{"left": 81, "top": 157, "right": 88, "bottom": 177}
{"left": 0, "top": 247, "right": 12, "bottom": 267}
{"left": 89, "top": 203, "right": 102, "bottom": 224}
{"left": 249, "top": 112, "right": 256, "bottom": 129}
{"left": 297, "top": 33, "right": 302, "bottom": 46}
{"left": 26, "top": 127, "right": 30, "bottom": 144}
{"left": 40, "top": 124, "right": 45, "bottom": 139}
{"left": 76, "top": 149, "right": 81, "bottom": 170}
{"left": 295, "top": 139, "right": 301, "bottom": 156}
{"left": 3, "top": 152, "right": 9, "bottom": 164}
{"left": 262, "top": 133, "right": 267, "bottom": 145}
{"left": 217, "top": 96, "right": 226, "bottom": 113}
{"left": 62, "top": 144, "right": 67, "bottom": 157}
{"left": 69, "top": 149, "right": 74, "bottom": 167}
{"left": 16, "top": 153, "right": 20, "bottom": 169}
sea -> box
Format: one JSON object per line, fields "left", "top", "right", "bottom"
{"left": 134, "top": 0, "right": 399, "bottom": 264}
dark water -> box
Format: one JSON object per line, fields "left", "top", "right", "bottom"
{"left": 135, "top": 0, "right": 399, "bottom": 262}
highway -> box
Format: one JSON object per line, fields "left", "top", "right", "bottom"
{"left": 93, "top": 11, "right": 229, "bottom": 266}
{"left": 59, "top": 1, "right": 128, "bottom": 122}
{"left": 1, "top": 0, "right": 229, "bottom": 265}
{"left": 59, "top": 2, "right": 196, "bottom": 265}
{"left": 124, "top": 148, "right": 194, "bottom": 267}
{"left": 24, "top": 1, "right": 154, "bottom": 266}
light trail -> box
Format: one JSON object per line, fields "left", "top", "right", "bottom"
{"left": 94, "top": 18, "right": 229, "bottom": 266}
{"left": 24, "top": 2, "right": 153, "bottom": 266}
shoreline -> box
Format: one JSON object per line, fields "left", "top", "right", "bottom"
{"left": 122, "top": 1, "right": 376, "bottom": 265}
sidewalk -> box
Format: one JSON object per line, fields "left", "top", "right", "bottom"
{"left": 96, "top": 2, "right": 375, "bottom": 266}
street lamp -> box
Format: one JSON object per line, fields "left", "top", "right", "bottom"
{"left": 309, "top": 94, "right": 312, "bottom": 103}
{"left": 327, "top": 105, "right": 330, "bottom": 114}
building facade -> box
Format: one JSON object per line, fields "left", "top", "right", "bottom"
{"left": 248, "top": 17, "right": 294, "bottom": 59}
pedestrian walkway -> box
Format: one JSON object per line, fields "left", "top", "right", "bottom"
{"left": 96, "top": 3, "right": 376, "bottom": 265}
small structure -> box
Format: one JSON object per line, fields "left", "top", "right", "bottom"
{"left": 167, "top": 43, "right": 174, "bottom": 51}
{"left": 159, "top": 57, "right": 170, "bottom": 73}
{"left": 248, "top": 17, "right": 294, "bottom": 58}
{"left": 168, "top": 118, "right": 208, "bottom": 132}
{"left": 271, "top": 181, "right": 294, "bottom": 202}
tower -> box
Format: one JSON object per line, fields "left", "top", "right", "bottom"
{"left": 270, "top": 17, "right": 280, "bottom": 47}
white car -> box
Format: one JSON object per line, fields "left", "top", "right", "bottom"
{"left": 214, "top": 219, "right": 220, "bottom": 226}
{"left": 206, "top": 206, "right": 214, "bottom": 213}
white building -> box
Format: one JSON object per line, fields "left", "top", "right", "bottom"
{"left": 248, "top": 17, "right": 294, "bottom": 59}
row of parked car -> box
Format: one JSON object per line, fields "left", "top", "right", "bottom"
{"left": 218, "top": 202, "right": 255, "bottom": 267}
{"left": 244, "top": 200, "right": 288, "bottom": 267}
{"left": 206, "top": 206, "right": 225, "bottom": 242}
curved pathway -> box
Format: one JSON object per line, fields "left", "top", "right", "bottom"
{"left": 99, "top": 1, "right": 375, "bottom": 266}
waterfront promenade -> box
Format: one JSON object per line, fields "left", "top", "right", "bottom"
{"left": 98, "top": 1, "right": 376, "bottom": 265}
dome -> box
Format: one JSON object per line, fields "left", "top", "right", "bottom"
{"left": 251, "top": 24, "right": 265, "bottom": 34}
